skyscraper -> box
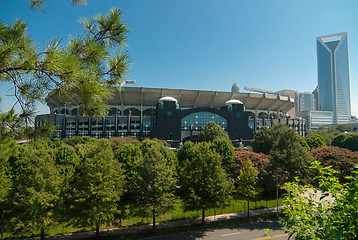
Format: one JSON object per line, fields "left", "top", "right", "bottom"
{"left": 317, "top": 32, "right": 351, "bottom": 124}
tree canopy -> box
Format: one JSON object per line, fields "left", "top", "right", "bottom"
{"left": 178, "top": 142, "right": 232, "bottom": 223}
{"left": 198, "top": 121, "right": 230, "bottom": 142}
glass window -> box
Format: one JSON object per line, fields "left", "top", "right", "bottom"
{"left": 181, "top": 112, "right": 227, "bottom": 131}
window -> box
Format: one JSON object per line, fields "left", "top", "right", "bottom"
{"left": 181, "top": 112, "right": 227, "bottom": 131}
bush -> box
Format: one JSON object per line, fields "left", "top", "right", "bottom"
{"left": 310, "top": 146, "right": 358, "bottom": 182}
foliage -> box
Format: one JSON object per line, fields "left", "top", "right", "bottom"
{"left": 1, "top": 8, "right": 130, "bottom": 116}
{"left": 269, "top": 125, "right": 314, "bottom": 185}
{"left": 343, "top": 134, "right": 358, "bottom": 152}
{"left": 305, "top": 134, "right": 326, "bottom": 149}
{"left": 178, "top": 142, "right": 232, "bottom": 223}
{"left": 70, "top": 139, "right": 124, "bottom": 238}
{"left": 252, "top": 126, "right": 273, "bottom": 154}
{"left": 140, "top": 139, "right": 178, "bottom": 171}
{"left": 307, "top": 125, "right": 340, "bottom": 145}
{"left": 234, "top": 160, "right": 261, "bottom": 218}
{"left": 177, "top": 141, "right": 196, "bottom": 167}
{"left": 336, "top": 124, "right": 353, "bottom": 133}
{"left": 198, "top": 121, "right": 230, "bottom": 142}
{"left": 282, "top": 161, "right": 358, "bottom": 239}
{"left": 310, "top": 146, "right": 358, "bottom": 183}
{"left": 129, "top": 144, "right": 176, "bottom": 227}
{"left": 211, "top": 137, "right": 235, "bottom": 177}
{"left": 233, "top": 150, "right": 270, "bottom": 180}
{"left": 299, "top": 136, "right": 310, "bottom": 151}
{"left": 331, "top": 133, "right": 348, "bottom": 148}
{"left": 7, "top": 139, "right": 63, "bottom": 239}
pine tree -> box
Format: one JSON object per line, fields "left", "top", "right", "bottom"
{"left": 1, "top": 8, "right": 130, "bottom": 116}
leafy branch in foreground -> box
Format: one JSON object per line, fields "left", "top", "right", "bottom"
{"left": 0, "top": 8, "right": 130, "bottom": 116}
{"left": 282, "top": 161, "right": 358, "bottom": 239}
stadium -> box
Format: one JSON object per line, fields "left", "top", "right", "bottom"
{"left": 35, "top": 83, "right": 306, "bottom": 147}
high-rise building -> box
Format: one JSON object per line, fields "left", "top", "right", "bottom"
{"left": 317, "top": 32, "right": 351, "bottom": 124}
{"left": 295, "top": 92, "right": 314, "bottom": 113}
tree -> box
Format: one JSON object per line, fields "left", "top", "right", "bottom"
{"left": 70, "top": 139, "right": 124, "bottom": 239}
{"left": 178, "top": 142, "right": 232, "bottom": 224}
{"left": 7, "top": 139, "right": 63, "bottom": 240}
{"left": 1, "top": 8, "right": 130, "bottom": 116}
{"left": 198, "top": 121, "right": 230, "bottom": 142}
{"left": 282, "top": 162, "right": 358, "bottom": 239}
{"left": 343, "top": 134, "right": 358, "bottom": 152}
{"left": 233, "top": 150, "right": 271, "bottom": 193}
{"left": 310, "top": 146, "right": 358, "bottom": 183}
{"left": 211, "top": 137, "right": 235, "bottom": 177}
{"left": 112, "top": 141, "right": 142, "bottom": 221}
{"left": 305, "top": 134, "right": 326, "bottom": 149}
{"left": 129, "top": 144, "right": 176, "bottom": 228}
{"left": 252, "top": 126, "right": 273, "bottom": 155}
{"left": 269, "top": 125, "right": 314, "bottom": 185}
{"left": 331, "top": 133, "right": 348, "bottom": 148}
{"left": 234, "top": 160, "right": 261, "bottom": 218}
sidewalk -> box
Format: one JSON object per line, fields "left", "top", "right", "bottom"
{"left": 48, "top": 207, "right": 282, "bottom": 240}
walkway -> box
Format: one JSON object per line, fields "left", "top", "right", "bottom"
{"left": 49, "top": 207, "right": 283, "bottom": 240}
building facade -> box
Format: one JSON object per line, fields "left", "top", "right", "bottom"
{"left": 317, "top": 32, "right": 351, "bottom": 124}
{"left": 35, "top": 84, "right": 307, "bottom": 147}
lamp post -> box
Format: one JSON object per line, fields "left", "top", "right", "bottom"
{"left": 276, "top": 171, "right": 288, "bottom": 217}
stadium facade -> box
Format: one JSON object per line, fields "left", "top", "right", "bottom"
{"left": 35, "top": 84, "right": 307, "bottom": 147}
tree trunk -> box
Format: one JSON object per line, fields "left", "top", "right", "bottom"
{"left": 96, "top": 225, "right": 100, "bottom": 240}
{"left": 201, "top": 209, "right": 205, "bottom": 224}
{"left": 40, "top": 228, "right": 45, "bottom": 240}
{"left": 152, "top": 209, "right": 156, "bottom": 229}
{"left": 247, "top": 200, "right": 250, "bottom": 219}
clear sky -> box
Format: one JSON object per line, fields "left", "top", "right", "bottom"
{"left": 1, "top": 0, "right": 358, "bottom": 116}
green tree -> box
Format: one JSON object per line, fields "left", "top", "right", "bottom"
{"left": 140, "top": 139, "right": 178, "bottom": 172}
{"left": 7, "top": 139, "right": 62, "bottom": 240}
{"left": 178, "top": 142, "right": 232, "bottom": 224}
{"left": 129, "top": 144, "right": 176, "bottom": 228}
{"left": 252, "top": 126, "right": 273, "bottom": 154}
{"left": 234, "top": 160, "right": 261, "bottom": 218}
{"left": 70, "top": 139, "right": 124, "bottom": 239}
{"left": 344, "top": 134, "right": 358, "bottom": 152}
{"left": 282, "top": 162, "right": 358, "bottom": 239}
{"left": 211, "top": 137, "right": 235, "bottom": 177}
{"left": 198, "top": 121, "right": 230, "bottom": 142}
{"left": 336, "top": 124, "right": 353, "bottom": 133}
{"left": 270, "top": 125, "right": 314, "bottom": 184}
{"left": 112, "top": 141, "right": 142, "bottom": 221}
{"left": 1, "top": 8, "right": 130, "bottom": 116}
{"left": 331, "top": 133, "right": 348, "bottom": 148}
{"left": 305, "top": 134, "right": 326, "bottom": 149}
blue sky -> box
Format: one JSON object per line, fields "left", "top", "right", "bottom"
{"left": 1, "top": 0, "right": 358, "bottom": 116}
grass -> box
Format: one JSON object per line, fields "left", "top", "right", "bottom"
{"left": 3, "top": 198, "right": 284, "bottom": 239}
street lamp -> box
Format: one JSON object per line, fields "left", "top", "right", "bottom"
{"left": 276, "top": 171, "right": 288, "bottom": 217}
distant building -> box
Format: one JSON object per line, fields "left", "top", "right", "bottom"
{"left": 312, "top": 86, "right": 319, "bottom": 111}
{"left": 295, "top": 92, "right": 314, "bottom": 113}
{"left": 317, "top": 32, "right": 351, "bottom": 124}
{"left": 298, "top": 111, "right": 333, "bottom": 130}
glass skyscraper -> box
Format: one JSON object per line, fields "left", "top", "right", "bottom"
{"left": 317, "top": 32, "right": 351, "bottom": 124}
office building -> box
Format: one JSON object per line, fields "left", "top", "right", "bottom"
{"left": 317, "top": 32, "right": 351, "bottom": 124}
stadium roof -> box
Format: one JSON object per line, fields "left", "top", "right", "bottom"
{"left": 47, "top": 86, "right": 295, "bottom": 113}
